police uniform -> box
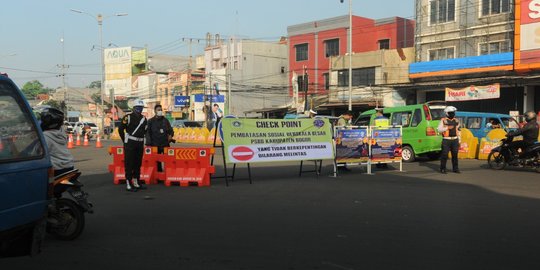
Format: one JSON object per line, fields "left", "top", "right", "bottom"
{"left": 438, "top": 117, "right": 460, "bottom": 173}
{"left": 118, "top": 111, "right": 147, "bottom": 190}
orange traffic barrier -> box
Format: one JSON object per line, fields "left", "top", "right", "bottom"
{"left": 161, "top": 147, "right": 215, "bottom": 187}
{"left": 83, "top": 134, "right": 89, "bottom": 146}
{"left": 108, "top": 146, "right": 125, "bottom": 185}
{"left": 67, "top": 134, "right": 74, "bottom": 149}
{"left": 95, "top": 133, "right": 103, "bottom": 148}
{"left": 76, "top": 134, "right": 81, "bottom": 146}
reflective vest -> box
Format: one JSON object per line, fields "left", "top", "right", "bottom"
{"left": 441, "top": 117, "right": 459, "bottom": 137}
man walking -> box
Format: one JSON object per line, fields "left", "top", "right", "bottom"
{"left": 119, "top": 99, "right": 148, "bottom": 192}
{"left": 146, "top": 104, "right": 174, "bottom": 172}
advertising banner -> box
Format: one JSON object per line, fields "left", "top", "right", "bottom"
{"left": 445, "top": 83, "right": 500, "bottom": 102}
{"left": 221, "top": 118, "right": 334, "bottom": 163}
{"left": 174, "top": 96, "right": 190, "bottom": 107}
{"left": 517, "top": 0, "right": 540, "bottom": 67}
{"left": 335, "top": 128, "right": 369, "bottom": 163}
{"left": 370, "top": 127, "right": 402, "bottom": 162}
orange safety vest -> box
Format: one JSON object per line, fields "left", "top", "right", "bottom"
{"left": 441, "top": 117, "right": 459, "bottom": 137}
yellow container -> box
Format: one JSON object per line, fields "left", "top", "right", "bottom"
{"left": 477, "top": 128, "right": 506, "bottom": 160}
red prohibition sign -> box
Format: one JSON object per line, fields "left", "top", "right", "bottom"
{"left": 231, "top": 146, "right": 254, "bottom": 161}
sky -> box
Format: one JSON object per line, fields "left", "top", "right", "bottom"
{"left": 0, "top": 0, "right": 413, "bottom": 89}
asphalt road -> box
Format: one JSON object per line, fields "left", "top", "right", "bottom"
{"left": 3, "top": 141, "right": 540, "bottom": 270}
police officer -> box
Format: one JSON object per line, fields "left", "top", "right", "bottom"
{"left": 146, "top": 104, "right": 174, "bottom": 171}
{"left": 438, "top": 106, "right": 460, "bottom": 174}
{"left": 119, "top": 99, "right": 148, "bottom": 192}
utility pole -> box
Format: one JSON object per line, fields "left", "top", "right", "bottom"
{"left": 303, "top": 65, "right": 309, "bottom": 112}
{"left": 58, "top": 35, "right": 69, "bottom": 119}
{"left": 186, "top": 38, "right": 193, "bottom": 97}
{"left": 227, "top": 37, "right": 232, "bottom": 114}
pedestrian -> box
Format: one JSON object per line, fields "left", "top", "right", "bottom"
{"left": 119, "top": 99, "right": 148, "bottom": 192}
{"left": 438, "top": 106, "right": 460, "bottom": 174}
{"left": 374, "top": 108, "right": 389, "bottom": 127}
{"left": 39, "top": 107, "right": 75, "bottom": 177}
{"left": 337, "top": 111, "right": 353, "bottom": 127}
{"left": 146, "top": 104, "right": 174, "bottom": 172}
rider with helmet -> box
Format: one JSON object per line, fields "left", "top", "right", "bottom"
{"left": 118, "top": 99, "right": 148, "bottom": 192}
{"left": 437, "top": 106, "right": 460, "bottom": 174}
{"left": 506, "top": 111, "right": 539, "bottom": 160}
{"left": 40, "top": 107, "right": 75, "bottom": 176}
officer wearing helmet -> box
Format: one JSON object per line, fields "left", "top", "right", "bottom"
{"left": 437, "top": 106, "right": 460, "bottom": 174}
{"left": 40, "top": 107, "right": 75, "bottom": 176}
{"left": 119, "top": 99, "right": 148, "bottom": 192}
{"left": 506, "top": 111, "right": 539, "bottom": 160}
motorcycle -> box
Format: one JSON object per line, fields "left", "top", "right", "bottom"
{"left": 487, "top": 136, "right": 540, "bottom": 172}
{"left": 47, "top": 169, "right": 93, "bottom": 240}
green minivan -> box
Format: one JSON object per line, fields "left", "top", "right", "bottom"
{"left": 354, "top": 101, "right": 447, "bottom": 162}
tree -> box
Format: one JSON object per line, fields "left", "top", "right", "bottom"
{"left": 21, "top": 80, "right": 51, "bottom": 99}
{"left": 42, "top": 99, "right": 64, "bottom": 111}
{"left": 91, "top": 92, "right": 102, "bottom": 104}
{"left": 88, "top": 80, "right": 101, "bottom": 89}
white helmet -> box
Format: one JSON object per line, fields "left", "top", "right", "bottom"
{"left": 444, "top": 106, "right": 457, "bottom": 113}
{"left": 133, "top": 99, "right": 146, "bottom": 108}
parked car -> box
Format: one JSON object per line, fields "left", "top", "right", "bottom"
{"left": 455, "top": 111, "right": 520, "bottom": 141}
{"left": 0, "top": 73, "right": 51, "bottom": 257}
{"left": 63, "top": 121, "right": 74, "bottom": 134}
{"left": 171, "top": 120, "right": 205, "bottom": 128}
{"left": 354, "top": 101, "right": 447, "bottom": 162}
{"left": 73, "top": 122, "right": 99, "bottom": 139}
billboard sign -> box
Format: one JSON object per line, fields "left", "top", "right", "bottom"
{"left": 174, "top": 96, "right": 190, "bottom": 107}
{"left": 516, "top": 0, "right": 540, "bottom": 70}
{"left": 221, "top": 118, "right": 334, "bottom": 163}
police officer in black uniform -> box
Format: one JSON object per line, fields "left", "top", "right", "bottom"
{"left": 119, "top": 99, "right": 148, "bottom": 192}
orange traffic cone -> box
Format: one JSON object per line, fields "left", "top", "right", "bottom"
{"left": 95, "top": 133, "right": 103, "bottom": 148}
{"left": 67, "top": 134, "right": 74, "bottom": 149}
{"left": 83, "top": 134, "right": 89, "bottom": 146}
{"left": 76, "top": 134, "right": 81, "bottom": 146}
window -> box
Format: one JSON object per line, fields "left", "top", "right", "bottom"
{"left": 479, "top": 40, "right": 511, "bottom": 55}
{"left": 323, "top": 73, "right": 330, "bottom": 90}
{"left": 325, "top": 39, "right": 340, "bottom": 57}
{"left": 467, "top": 117, "right": 482, "bottom": 129}
{"left": 481, "top": 0, "right": 510, "bottom": 16}
{"left": 378, "top": 39, "right": 390, "bottom": 50}
{"left": 0, "top": 82, "right": 44, "bottom": 162}
{"left": 295, "top": 43, "right": 308, "bottom": 61}
{"left": 428, "top": 47, "right": 455, "bottom": 61}
{"left": 337, "top": 68, "right": 376, "bottom": 87}
{"left": 391, "top": 111, "right": 412, "bottom": 127}
{"left": 411, "top": 109, "right": 422, "bottom": 127}
{"left": 297, "top": 75, "right": 308, "bottom": 92}
{"left": 355, "top": 115, "right": 372, "bottom": 126}
{"left": 430, "top": 0, "right": 455, "bottom": 24}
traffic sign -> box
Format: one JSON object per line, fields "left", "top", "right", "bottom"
{"left": 231, "top": 146, "right": 254, "bottom": 161}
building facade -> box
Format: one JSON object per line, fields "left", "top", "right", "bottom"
{"left": 204, "top": 38, "right": 289, "bottom": 116}
{"left": 287, "top": 15, "right": 415, "bottom": 112}
{"left": 409, "top": 0, "right": 540, "bottom": 115}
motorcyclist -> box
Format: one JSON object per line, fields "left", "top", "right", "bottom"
{"left": 39, "top": 107, "right": 75, "bottom": 177}
{"left": 506, "top": 111, "right": 539, "bottom": 160}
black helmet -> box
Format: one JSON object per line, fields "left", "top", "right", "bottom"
{"left": 525, "top": 111, "right": 537, "bottom": 122}
{"left": 40, "top": 107, "right": 64, "bottom": 130}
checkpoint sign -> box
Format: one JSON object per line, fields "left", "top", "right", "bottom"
{"left": 176, "top": 149, "right": 197, "bottom": 160}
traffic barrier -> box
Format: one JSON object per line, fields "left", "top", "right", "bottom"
{"left": 76, "top": 134, "right": 81, "bottom": 146}
{"left": 161, "top": 147, "right": 215, "bottom": 187}
{"left": 110, "top": 127, "right": 121, "bottom": 140}
{"left": 478, "top": 129, "right": 507, "bottom": 160}
{"left": 83, "top": 134, "right": 89, "bottom": 146}
{"left": 108, "top": 146, "right": 125, "bottom": 185}
{"left": 139, "top": 146, "right": 159, "bottom": 185}
{"left": 67, "top": 134, "right": 74, "bottom": 149}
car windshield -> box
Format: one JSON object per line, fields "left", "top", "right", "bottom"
{"left": 502, "top": 117, "right": 520, "bottom": 129}
{"left": 429, "top": 107, "right": 445, "bottom": 120}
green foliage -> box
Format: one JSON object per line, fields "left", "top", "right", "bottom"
{"left": 91, "top": 92, "right": 102, "bottom": 104}
{"left": 21, "top": 80, "right": 51, "bottom": 98}
{"left": 42, "top": 99, "right": 64, "bottom": 111}
{"left": 88, "top": 80, "right": 101, "bottom": 89}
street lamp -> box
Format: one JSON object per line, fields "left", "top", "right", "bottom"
{"left": 70, "top": 9, "right": 127, "bottom": 137}
{"left": 340, "top": 0, "right": 353, "bottom": 111}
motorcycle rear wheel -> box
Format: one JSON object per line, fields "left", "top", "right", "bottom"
{"left": 488, "top": 150, "right": 506, "bottom": 170}
{"left": 47, "top": 198, "right": 85, "bottom": 241}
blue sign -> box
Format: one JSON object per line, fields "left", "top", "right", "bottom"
{"left": 174, "top": 96, "right": 190, "bottom": 107}
{"left": 194, "top": 94, "right": 225, "bottom": 103}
